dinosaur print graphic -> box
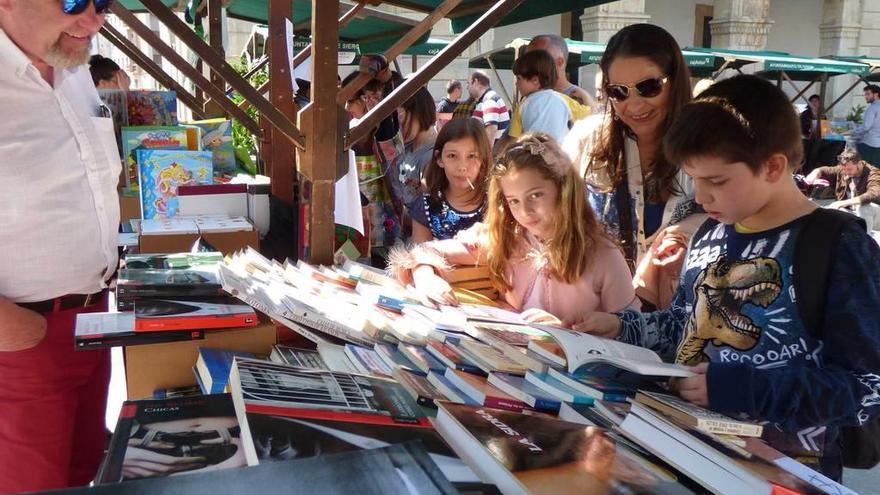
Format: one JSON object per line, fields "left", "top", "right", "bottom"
{"left": 676, "top": 256, "right": 783, "bottom": 365}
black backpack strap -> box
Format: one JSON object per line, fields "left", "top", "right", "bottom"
{"left": 794, "top": 208, "right": 867, "bottom": 339}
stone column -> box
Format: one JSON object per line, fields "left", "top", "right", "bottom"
{"left": 578, "top": 0, "right": 651, "bottom": 101}
{"left": 710, "top": 0, "right": 774, "bottom": 51}
{"left": 820, "top": 0, "right": 863, "bottom": 119}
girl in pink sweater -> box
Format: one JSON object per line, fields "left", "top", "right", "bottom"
{"left": 390, "top": 133, "right": 638, "bottom": 324}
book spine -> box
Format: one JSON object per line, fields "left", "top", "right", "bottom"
{"left": 135, "top": 314, "right": 257, "bottom": 332}
{"left": 483, "top": 396, "right": 525, "bottom": 412}
{"left": 245, "top": 403, "right": 433, "bottom": 428}
{"left": 116, "top": 285, "right": 223, "bottom": 297}
{"left": 532, "top": 397, "right": 562, "bottom": 414}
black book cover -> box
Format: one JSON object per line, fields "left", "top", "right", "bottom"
{"left": 123, "top": 252, "right": 223, "bottom": 270}
{"left": 97, "top": 394, "right": 246, "bottom": 484}
{"left": 76, "top": 329, "right": 205, "bottom": 349}
{"left": 116, "top": 268, "right": 223, "bottom": 298}
{"left": 41, "top": 443, "right": 457, "bottom": 495}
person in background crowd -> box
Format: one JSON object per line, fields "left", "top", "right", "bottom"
{"left": 436, "top": 80, "right": 462, "bottom": 114}
{"left": 527, "top": 34, "right": 594, "bottom": 108}
{"left": 854, "top": 84, "right": 880, "bottom": 166}
{"left": 563, "top": 23, "right": 704, "bottom": 310}
{"left": 806, "top": 148, "right": 880, "bottom": 232}
{"left": 394, "top": 87, "right": 437, "bottom": 238}
{"left": 508, "top": 50, "right": 572, "bottom": 143}
{"left": 0, "top": 1, "right": 121, "bottom": 492}
{"left": 571, "top": 75, "right": 880, "bottom": 482}
{"left": 390, "top": 133, "right": 638, "bottom": 322}
{"left": 800, "top": 94, "right": 821, "bottom": 139}
{"left": 408, "top": 118, "right": 490, "bottom": 243}
{"left": 467, "top": 70, "right": 509, "bottom": 147}
{"left": 89, "top": 54, "right": 130, "bottom": 90}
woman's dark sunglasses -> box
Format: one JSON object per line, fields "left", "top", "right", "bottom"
{"left": 62, "top": 0, "right": 114, "bottom": 15}
{"left": 605, "top": 77, "right": 668, "bottom": 102}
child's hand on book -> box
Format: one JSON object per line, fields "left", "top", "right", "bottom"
{"left": 564, "top": 312, "right": 621, "bottom": 339}
{"left": 411, "top": 265, "right": 458, "bottom": 307}
{"left": 671, "top": 362, "right": 709, "bottom": 407}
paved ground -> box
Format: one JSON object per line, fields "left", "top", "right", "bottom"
{"left": 843, "top": 468, "right": 878, "bottom": 494}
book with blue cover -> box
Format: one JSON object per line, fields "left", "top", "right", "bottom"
{"left": 373, "top": 343, "right": 420, "bottom": 373}
{"left": 523, "top": 371, "right": 595, "bottom": 405}
{"left": 196, "top": 348, "right": 259, "bottom": 394}
{"left": 546, "top": 368, "right": 633, "bottom": 402}
{"left": 486, "top": 372, "right": 561, "bottom": 414}
{"left": 137, "top": 149, "right": 213, "bottom": 219}
{"left": 127, "top": 90, "right": 178, "bottom": 126}
{"left": 120, "top": 126, "right": 193, "bottom": 192}
{"left": 398, "top": 343, "right": 446, "bottom": 374}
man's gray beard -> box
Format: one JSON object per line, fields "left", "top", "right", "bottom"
{"left": 44, "top": 41, "right": 91, "bottom": 69}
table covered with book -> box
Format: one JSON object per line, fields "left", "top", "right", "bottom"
{"left": 60, "top": 248, "right": 857, "bottom": 495}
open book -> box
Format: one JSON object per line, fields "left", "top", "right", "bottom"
{"left": 529, "top": 326, "right": 695, "bottom": 378}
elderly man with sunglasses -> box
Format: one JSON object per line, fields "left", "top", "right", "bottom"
{"left": 0, "top": 0, "right": 120, "bottom": 492}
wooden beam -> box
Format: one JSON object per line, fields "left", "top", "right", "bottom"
{"left": 204, "top": 0, "right": 226, "bottom": 117}
{"left": 236, "top": 2, "right": 367, "bottom": 113}
{"left": 376, "top": 0, "right": 435, "bottom": 13}
{"left": 137, "top": 0, "right": 305, "bottom": 150}
{"left": 336, "top": 0, "right": 462, "bottom": 106}
{"left": 109, "top": 3, "right": 262, "bottom": 136}
{"left": 302, "top": 0, "right": 345, "bottom": 265}
{"left": 347, "top": 0, "right": 525, "bottom": 147}
{"left": 266, "top": 0, "right": 297, "bottom": 206}
{"left": 99, "top": 24, "right": 206, "bottom": 120}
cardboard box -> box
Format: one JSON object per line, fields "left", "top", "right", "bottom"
{"left": 139, "top": 228, "right": 259, "bottom": 255}
{"left": 124, "top": 320, "right": 277, "bottom": 400}
{"left": 118, "top": 190, "right": 141, "bottom": 223}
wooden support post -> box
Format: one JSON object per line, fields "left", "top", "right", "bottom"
{"left": 267, "top": 0, "right": 297, "bottom": 206}
{"left": 99, "top": 25, "right": 206, "bottom": 119}
{"left": 781, "top": 71, "right": 815, "bottom": 104}
{"left": 109, "top": 3, "right": 262, "bottom": 136}
{"left": 137, "top": 0, "right": 305, "bottom": 150}
{"left": 300, "top": 0, "right": 345, "bottom": 265}
{"left": 205, "top": 0, "right": 226, "bottom": 117}
{"left": 336, "top": 0, "right": 462, "bottom": 106}
{"left": 347, "top": 0, "right": 526, "bottom": 147}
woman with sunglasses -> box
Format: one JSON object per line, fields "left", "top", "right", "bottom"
{"left": 563, "top": 23, "right": 704, "bottom": 310}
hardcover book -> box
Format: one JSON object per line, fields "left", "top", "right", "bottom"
{"left": 127, "top": 90, "right": 178, "bottom": 126}
{"left": 134, "top": 297, "right": 258, "bottom": 332}
{"left": 120, "top": 126, "right": 192, "bottom": 191}
{"left": 434, "top": 402, "right": 695, "bottom": 495}
{"left": 189, "top": 119, "right": 236, "bottom": 175}
{"left": 97, "top": 394, "right": 246, "bottom": 484}
{"left": 137, "top": 149, "right": 213, "bottom": 219}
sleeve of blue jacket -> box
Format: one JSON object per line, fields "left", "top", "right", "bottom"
{"left": 614, "top": 285, "right": 690, "bottom": 363}
{"left": 708, "top": 223, "right": 880, "bottom": 430}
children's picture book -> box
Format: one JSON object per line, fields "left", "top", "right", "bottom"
{"left": 434, "top": 402, "right": 692, "bottom": 495}
{"left": 127, "top": 90, "right": 178, "bottom": 126}
{"left": 133, "top": 297, "right": 258, "bottom": 332}
{"left": 634, "top": 391, "right": 764, "bottom": 438}
{"left": 96, "top": 394, "right": 246, "bottom": 484}
{"left": 189, "top": 119, "right": 236, "bottom": 175}
{"left": 137, "top": 149, "right": 213, "bottom": 219}
{"left": 120, "top": 126, "right": 193, "bottom": 192}
{"left": 530, "top": 325, "right": 695, "bottom": 378}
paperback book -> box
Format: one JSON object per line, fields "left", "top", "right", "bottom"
{"left": 195, "top": 347, "right": 259, "bottom": 394}
{"left": 133, "top": 297, "right": 258, "bottom": 332}
{"left": 124, "top": 252, "right": 223, "bottom": 270}
{"left": 75, "top": 312, "right": 206, "bottom": 349}
{"left": 97, "top": 394, "right": 246, "bottom": 484}
{"left": 269, "top": 345, "right": 328, "bottom": 370}
{"left": 116, "top": 267, "right": 222, "bottom": 299}
{"left": 392, "top": 367, "right": 444, "bottom": 409}
{"left": 443, "top": 368, "right": 526, "bottom": 412}
{"left": 635, "top": 390, "right": 764, "bottom": 438}
{"left": 486, "top": 372, "right": 561, "bottom": 414}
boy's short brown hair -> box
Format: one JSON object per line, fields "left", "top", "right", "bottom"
{"left": 512, "top": 50, "right": 557, "bottom": 90}
{"left": 664, "top": 75, "right": 803, "bottom": 173}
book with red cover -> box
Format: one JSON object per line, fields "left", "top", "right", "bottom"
{"left": 134, "top": 297, "right": 258, "bottom": 332}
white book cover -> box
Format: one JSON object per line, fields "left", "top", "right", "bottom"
{"left": 75, "top": 312, "right": 136, "bottom": 337}
{"left": 139, "top": 217, "right": 199, "bottom": 235}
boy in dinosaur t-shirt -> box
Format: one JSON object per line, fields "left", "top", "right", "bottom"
{"left": 569, "top": 75, "right": 880, "bottom": 481}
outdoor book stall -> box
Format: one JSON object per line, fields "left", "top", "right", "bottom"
{"left": 39, "top": 1, "right": 876, "bottom": 494}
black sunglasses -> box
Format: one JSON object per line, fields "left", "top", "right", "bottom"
{"left": 605, "top": 76, "right": 668, "bottom": 102}
{"left": 62, "top": 0, "right": 114, "bottom": 15}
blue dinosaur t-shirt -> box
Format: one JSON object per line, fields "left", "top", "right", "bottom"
{"left": 616, "top": 210, "right": 880, "bottom": 479}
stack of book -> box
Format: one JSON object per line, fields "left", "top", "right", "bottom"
{"left": 74, "top": 252, "right": 258, "bottom": 349}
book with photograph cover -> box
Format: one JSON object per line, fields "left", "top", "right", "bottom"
{"left": 229, "top": 358, "right": 431, "bottom": 428}
{"left": 77, "top": 443, "right": 458, "bottom": 495}
{"left": 137, "top": 149, "right": 213, "bottom": 219}
{"left": 240, "top": 410, "right": 478, "bottom": 485}
{"left": 116, "top": 267, "right": 222, "bottom": 298}
{"left": 74, "top": 312, "right": 206, "bottom": 349}
{"left": 96, "top": 394, "right": 246, "bottom": 484}
{"left": 133, "top": 297, "right": 258, "bottom": 332}
{"left": 434, "top": 402, "right": 697, "bottom": 495}
{"left": 270, "top": 345, "right": 328, "bottom": 370}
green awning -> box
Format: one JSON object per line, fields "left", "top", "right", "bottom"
{"left": 829, "top": 55, "right": 880, "bottom": 81}
{"left": 685, "top": 47, "right": 870, "bottom": 81}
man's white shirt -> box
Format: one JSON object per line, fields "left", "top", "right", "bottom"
{"left": 0, "top": 28, "right": 121, "bottom": 302}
